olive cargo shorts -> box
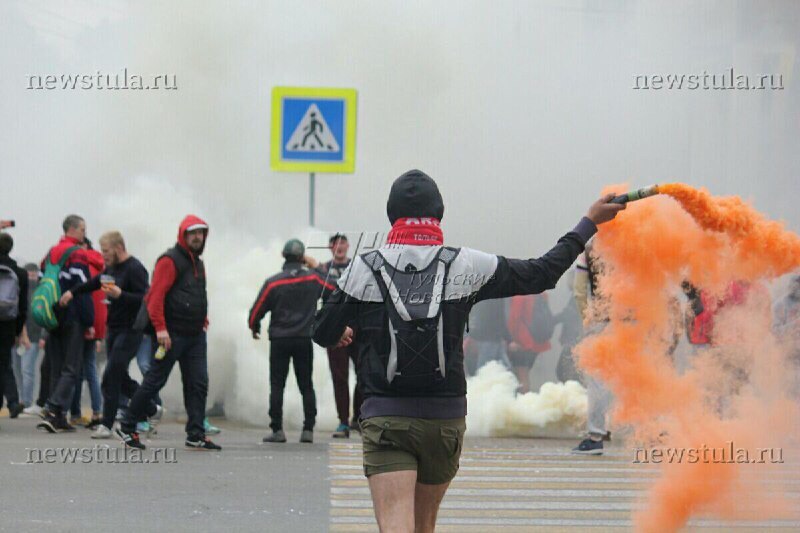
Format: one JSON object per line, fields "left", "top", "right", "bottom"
{"left": 361, "top": 416, "right": 467, "bottom": 485}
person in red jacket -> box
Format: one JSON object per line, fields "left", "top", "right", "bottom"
{"left": 118, "top": 215, "right": 220, "bottom": 451}
{"left": 506, "top": 293, "right": 555, "bottom": 394}
{"left": 68, "top": 238, "right": 105, "bottom": 427}
{"left": 37, "top": 215, "right": 95, "bottom": 434}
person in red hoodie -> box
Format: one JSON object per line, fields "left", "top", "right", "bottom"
{"left": 68, "top": 238, "right": 105, "bottom": 427}
{"left": 37, "top": 215, "right": 95, "bottom": 433}
{"left": 118, "top": 215, "right": 221, "bottom": 451}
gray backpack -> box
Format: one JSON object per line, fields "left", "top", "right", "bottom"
{"left": 0, "top": 264, "right": 20, "bottom": 321}
{"left": 361, "top": 247, "right": 459, "bottom": 392}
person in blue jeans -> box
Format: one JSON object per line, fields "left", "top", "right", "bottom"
{"left": 124, "top": 334, "right": 218, "bottom": 435}
{"left": 16, "top": 264, "right": 44, "bottom": 412}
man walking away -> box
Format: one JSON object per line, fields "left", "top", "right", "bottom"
{"left": 117, "top": 216, "right": 220, "bottom": 451}
{"left": 313, "top": 170, "right": 623, "bottom": 532}
{"left": 249, "top": 239, "right": 335, "bottom": 444}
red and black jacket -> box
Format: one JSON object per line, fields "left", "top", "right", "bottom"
{"left": 42, "top": 236, "right": 94, "bottom": 327}
{"left": 249, "top": 262, "right": 335, "bottom": 339}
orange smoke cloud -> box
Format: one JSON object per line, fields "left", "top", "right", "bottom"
{"left": 574, "top": 183, "right": 800, "bottom": 532}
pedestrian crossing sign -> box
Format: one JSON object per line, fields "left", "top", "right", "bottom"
{"left": 270, "top": 87, "right": 357, "bottom": 173}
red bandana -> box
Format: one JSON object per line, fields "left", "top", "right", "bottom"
{"left": 386, "top": 217, "right": 444, "bottom": 246}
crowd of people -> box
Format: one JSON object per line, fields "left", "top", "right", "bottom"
{"left": 2, "top": 171, "right": 799, "bottom": 532}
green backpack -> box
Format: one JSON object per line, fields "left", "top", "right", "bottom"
{"left": 31, "top": 245, "right": 80, "bottom": 331}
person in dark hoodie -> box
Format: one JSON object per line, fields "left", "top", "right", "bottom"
{"left": 249, "top": 238, "right": 335, "bottom": 444}
{"left": 37, "top": 215, "right": 94, "bottom": 433}
{"left": 68, "top": 238, "right": 105, "bottom": 427}
{"left": 0, "top": 232, "right": 28, "bottom": 425}
{"left": 312, "top": 170, "right": 624, "bottom": 532}
{"left": 117, "top": 215, "right": 221, "bottom": 451}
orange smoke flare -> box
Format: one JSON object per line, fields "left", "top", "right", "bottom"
{"left": 575, "top": 183, "right": 800, "bottom": 532}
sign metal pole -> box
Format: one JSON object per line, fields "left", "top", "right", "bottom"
{"left": 309, "top": 172, "right": 316, "bottom": 227}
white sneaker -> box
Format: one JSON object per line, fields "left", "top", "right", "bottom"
{"left": 91, "top": 424, "right": 113, "bottom": 439}
{"left": 22, "top": 405, "right": 43, "bottom": 417}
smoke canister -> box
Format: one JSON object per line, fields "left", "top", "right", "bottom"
{"left": 609, "top": 185, "right": 660, "bottom": 204}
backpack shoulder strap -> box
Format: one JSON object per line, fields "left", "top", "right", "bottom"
{"left": 55, "top": 245, "right": 81, "bottom": 269}
{"left": 438, "top": 246, "right": 459, "bottom": 267}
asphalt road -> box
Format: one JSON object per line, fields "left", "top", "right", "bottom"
{"left": 1, "top": 415, "right": 799, "bottom": 532}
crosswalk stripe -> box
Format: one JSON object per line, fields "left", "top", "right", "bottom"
{"left": 329, "top": 442, "right": 800, "bottom": 530}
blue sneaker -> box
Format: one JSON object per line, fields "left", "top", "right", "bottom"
{"left": 137, "top": 421, "right": 153, "bottom": 435}
{"left": 204, "top": 417, "right": 221, "bottom": 435}
{"left": 332, "top": 423, "right": 350, "bottom": 439}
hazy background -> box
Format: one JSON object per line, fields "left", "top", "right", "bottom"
{"left": 0, "top": 0, "right": 797, "bottom": 427}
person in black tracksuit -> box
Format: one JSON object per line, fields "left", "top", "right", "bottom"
{"left": 248, "top": 238, "right": 335, "bottom": 443}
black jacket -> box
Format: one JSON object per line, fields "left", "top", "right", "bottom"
{"left": 249, "top": 262, "right": 335, "bottom": 339}
{"left": 0, "top": 254, "right": 28, "bottom": 336}
{"left": 312, "top": 218, "right": 596, "bottom": 399}
{"left": 72, "top": 256, "right": 149, "bottom": 330}
{"left": 163, "top": 246, "right": 207, "bottom": 336}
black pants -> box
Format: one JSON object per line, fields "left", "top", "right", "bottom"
{"left": 100, "top": 328, "right": 144, "bottom": 429}
{"left": 36, "top": 346, "right": 51, "bottom": 408}
{"left": 269, "top": 337, "right": 316, "bottom": 431}
{"left": 0, "top": 320, "right": 16, "bottom": 410}
{"left": 45, "top": 320, "right": 85, "bottom": 415}
{"left": 2, "top": 363, "right": 20, "bottom": 409}
{"left": 123, "top": 332, "right": 208, "bottom": 438}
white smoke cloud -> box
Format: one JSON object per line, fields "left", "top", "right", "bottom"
{"left": 466, "top": 361, "right": 587, "bottom": 437}
{"left": 99, "top": 176, "right": 342, "bottom": 430}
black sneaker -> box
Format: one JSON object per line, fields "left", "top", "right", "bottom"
{"left": 572, "top": 438, "right": 604, "bottom": 455}
{"left": 36, "top": 413, "right": 75, "bottom": 433}
{"left": 9, "top": 404, "right": 24, "bottom": 419}
{"left": 115, "top": 427, "right": 146, "bottom": 450}
{"left": 85, "top": 416, "right": 102, "bottom": 429}
{"left": 262, "top": 430, "right": 287, "bottom": 443}
{"left": 300, "top": 429, "right": 313, "bottom": 443}
{"left": 186, "top": 436, "right": 222, "bottom": 451}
